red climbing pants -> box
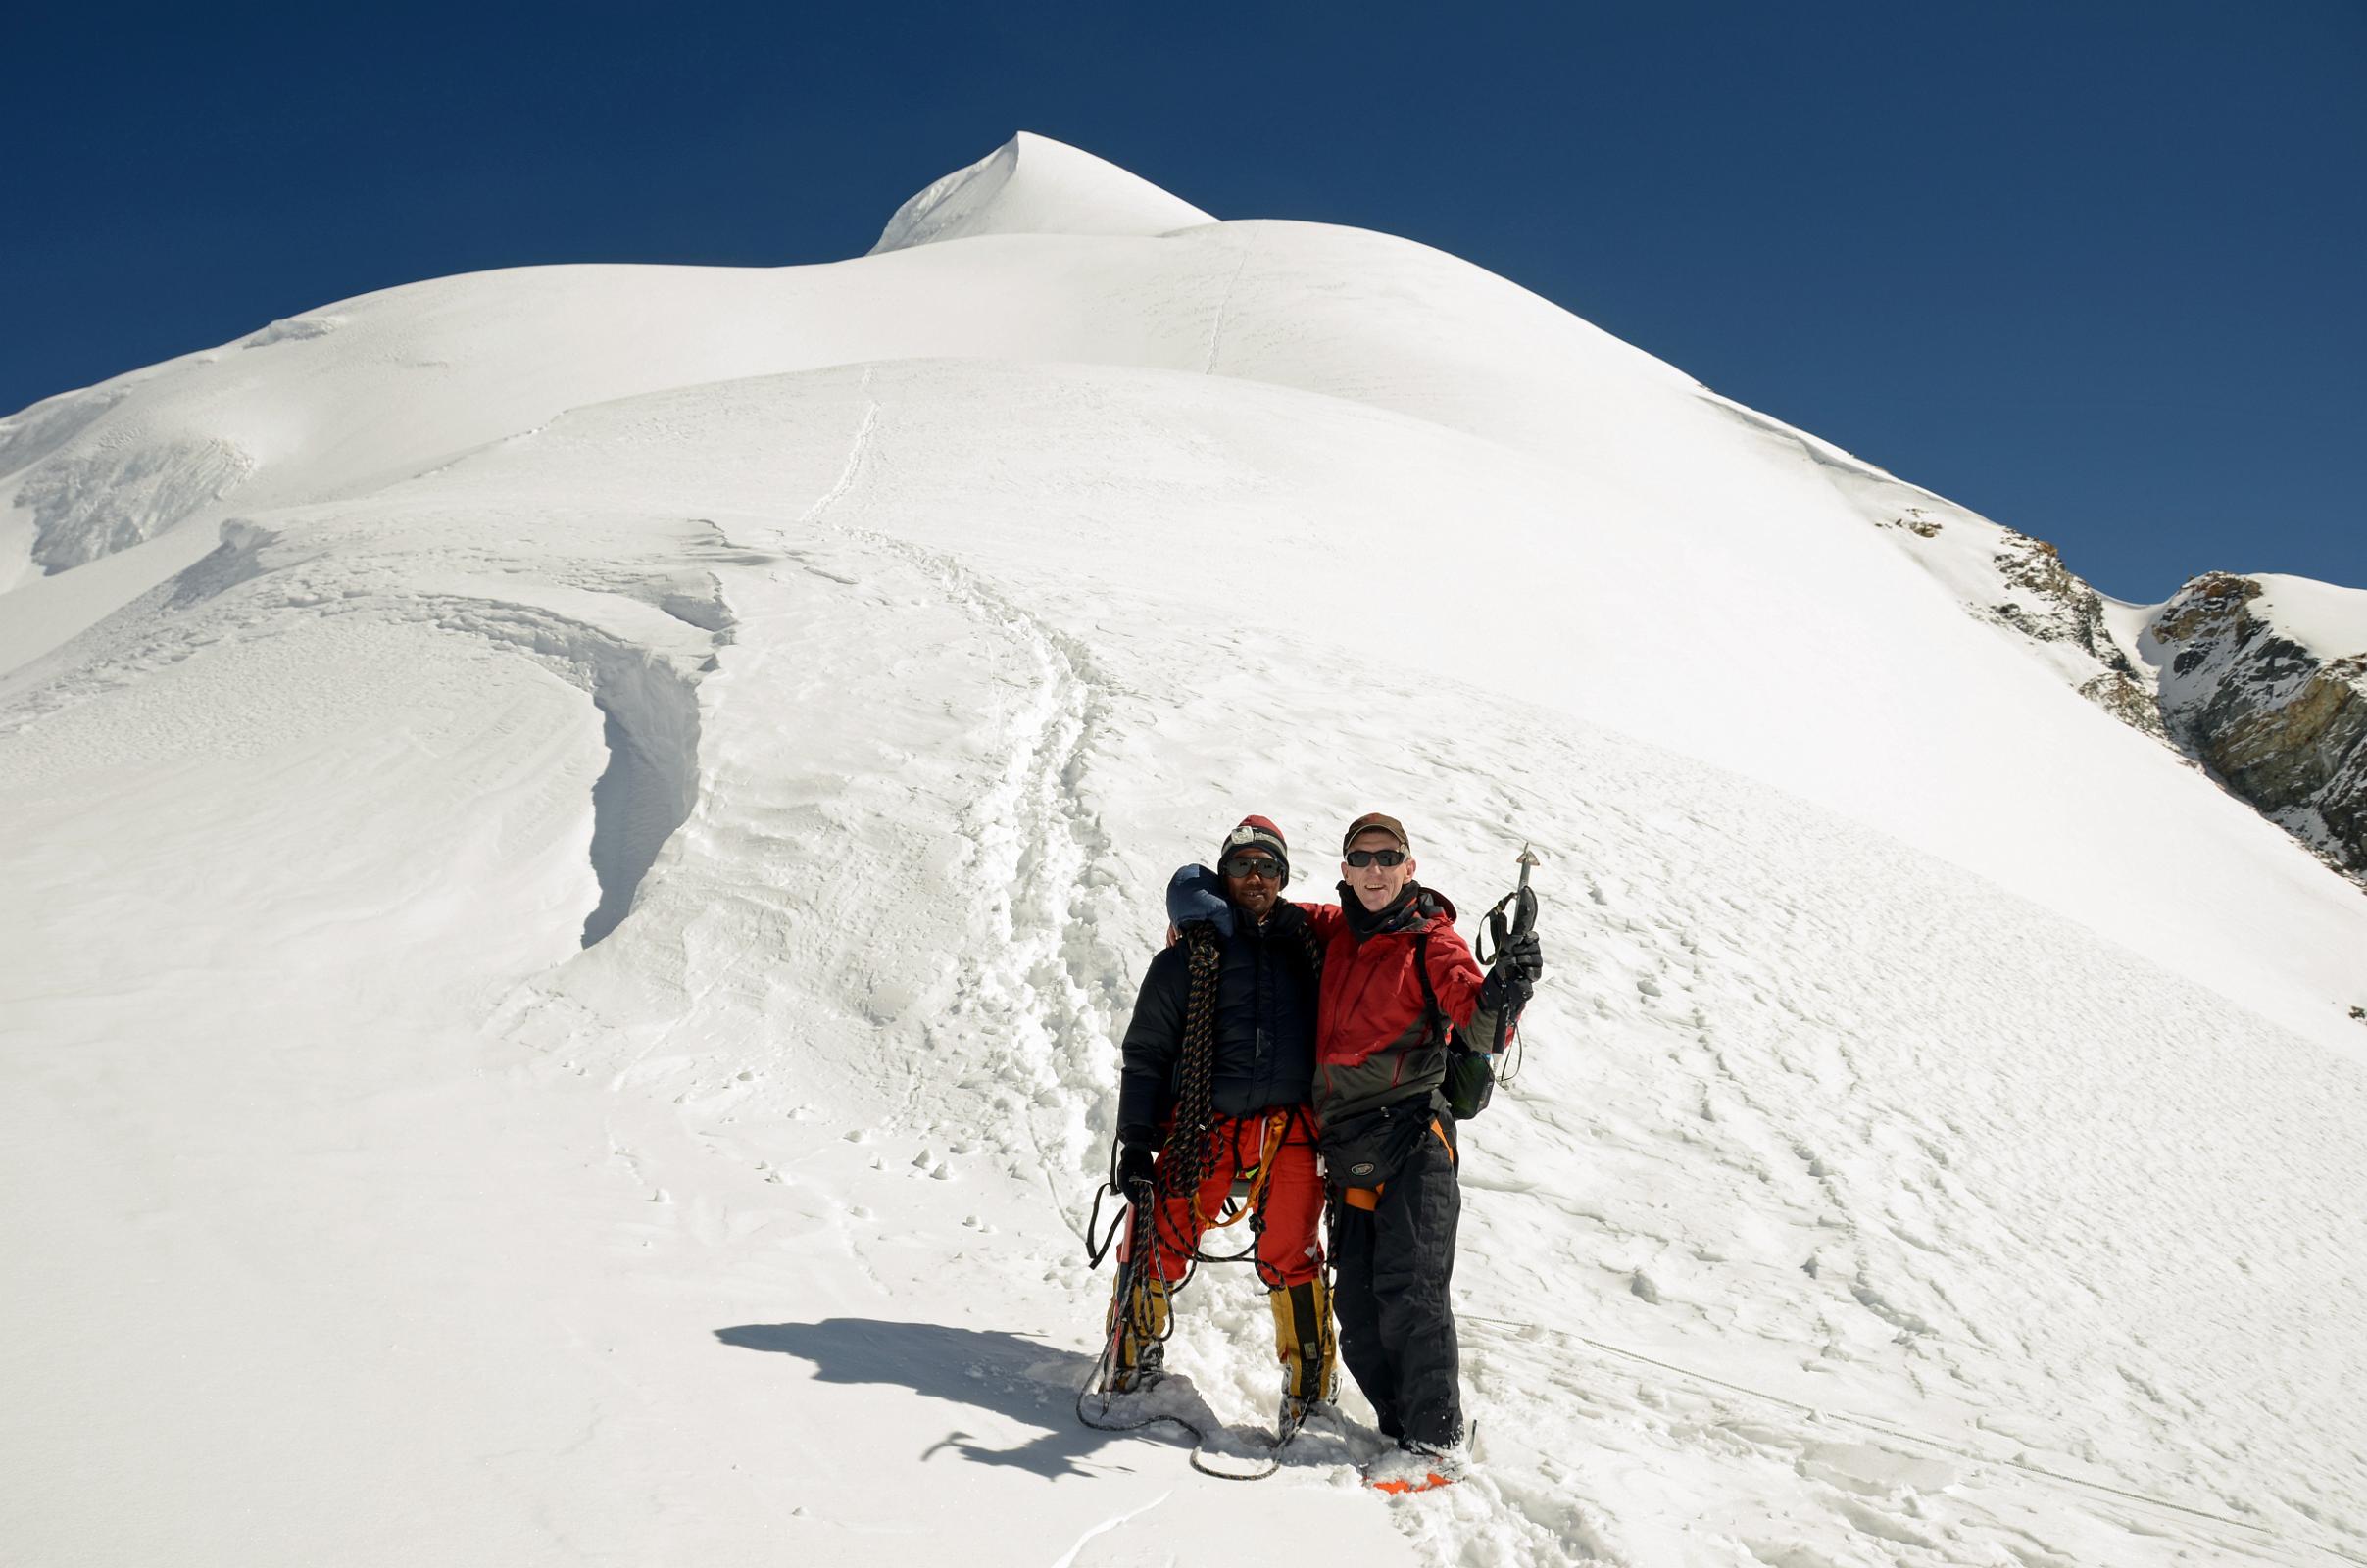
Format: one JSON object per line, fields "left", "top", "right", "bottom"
{"left": 1143, "top": 1107, "right": 1324, "bottom": 1288}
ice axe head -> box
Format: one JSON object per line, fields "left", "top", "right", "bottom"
{"left": 1480, "top": 843, "right": 1542, "bottom": 962}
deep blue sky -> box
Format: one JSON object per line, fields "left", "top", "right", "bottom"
{"left": 7, "top": 1, "right": 2360, "bottom": 600}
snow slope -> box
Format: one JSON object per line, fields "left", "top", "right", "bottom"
{"left": 5, "top": 134, "right": 2366, "bottom": 1566}
{"left": 2244, "top": 575, "right": 2367, "bottom": 661}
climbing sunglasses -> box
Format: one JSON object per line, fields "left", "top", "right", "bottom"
{"left": 1222, "top": 855, "right": 1282, "bottom": 880}
{"left": 1345, "top": 849, "right": 1407, "bottom": 868}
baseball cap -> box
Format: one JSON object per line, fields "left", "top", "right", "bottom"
{"left": 1342, "top": 812, "right": 1410, "bottom": 853}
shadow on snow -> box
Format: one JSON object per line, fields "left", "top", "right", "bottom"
{"left": 715, "top": 1317, "right": 1248, "bottom": 1481}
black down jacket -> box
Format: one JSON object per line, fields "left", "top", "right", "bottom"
{"left": 1115, "top": 900, "right": 1320, "bottom": 1148}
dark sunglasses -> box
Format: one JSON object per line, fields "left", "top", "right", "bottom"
{"left": 1221, "top": 855, "right": 1282, "bottom": 879}
{"left": 1345, "top": 849, "right": 1406, "bottom": 868}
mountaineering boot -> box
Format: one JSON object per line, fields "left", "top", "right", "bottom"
{"left": 1104, "top": 1271, "right": 1171, "bottom": 1394}
{"left": 1365, "top": 1433, "right": 1469, "bottom": 1494}
{"left": 1268, "top": 1277, "right": 1337, "bottom": 1433}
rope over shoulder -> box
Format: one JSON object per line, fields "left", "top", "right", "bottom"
{"left": 1164, "top": 923, "right": 1226, "bottom": 1199}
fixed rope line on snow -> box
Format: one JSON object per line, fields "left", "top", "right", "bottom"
{"left": 1458, "top": 1313, "right": 2356, "bottom": 1560}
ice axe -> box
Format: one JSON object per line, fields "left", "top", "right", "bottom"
{"left": 1477, "top": 843, "right": 1541, "bottom": 1057}
{"left": 1478, "top": 843, "right": 1540, "bottom": 962}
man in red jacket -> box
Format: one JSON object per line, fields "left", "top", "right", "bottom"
{"left": 1312, "top": 811, "right": 1541, "bottom": 1479}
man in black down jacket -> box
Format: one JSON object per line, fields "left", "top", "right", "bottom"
{"left": 1105, "top": 816, "right": 1334, "bottom": 1425}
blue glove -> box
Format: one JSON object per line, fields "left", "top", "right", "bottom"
{"left": 1165, "top": 863, "right": 1234, "bottom": 939}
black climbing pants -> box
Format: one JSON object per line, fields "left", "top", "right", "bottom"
{"left": 1329, "top": 1119, "right": 1461, "bottom": 1446}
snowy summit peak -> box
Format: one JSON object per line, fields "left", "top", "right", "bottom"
{"left": 866, "top": 131, "right": 1214, "bottom": 255}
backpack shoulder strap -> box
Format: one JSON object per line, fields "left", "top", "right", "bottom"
{"left": 1412, "top": 931, "right": 1448, "bottom": 1045}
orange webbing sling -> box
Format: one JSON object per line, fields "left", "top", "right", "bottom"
{"left": 1197, "top": 1106, "right": 1293, "bottom": 1229}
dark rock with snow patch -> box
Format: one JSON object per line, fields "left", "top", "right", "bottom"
{"left": 2146, "top": 573, "right": 2367, "bottom": 882}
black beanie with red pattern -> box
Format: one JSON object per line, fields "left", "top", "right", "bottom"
{"left": 1217, "top": 815, "right": 1290, "bottom": 888}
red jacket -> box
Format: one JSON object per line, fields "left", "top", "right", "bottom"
{"left": 1304, "top": 888, "right": 1495, "bottom": 1129}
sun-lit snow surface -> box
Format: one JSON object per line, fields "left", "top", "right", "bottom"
{"left": 868, "top": 128, "right": 1215, "bottom": 253}
{"left": 5, "top": 135, "right": 2366, "bottom": 1566}
{"left": 2233, "top": 574, "right": 2367, "bottom": 661}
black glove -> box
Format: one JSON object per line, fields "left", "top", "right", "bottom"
{"left": 1478, "top": 966, "right": 1533, "bottom": 1016}
{"left": 1117, "top": 1145, "right": 1157, "bottom": 1196}
{"left": 1479, "top": 930, "right": 1542, "bottom": 1016}
{"left": 1492, "top": 927, "right": 1543, "bottom": 982}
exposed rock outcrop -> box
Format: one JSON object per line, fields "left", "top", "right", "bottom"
{"left": 1868, "top": 503, "right": 2164, "bottom": 738}
{"left": 2144, "top": 572, "right": 2367, "bottom": 881}
{"left": 1981, "top": 528, "right": 2164, "bottom": 739}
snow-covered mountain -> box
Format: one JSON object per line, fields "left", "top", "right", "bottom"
{"left": 5, "top": 133, "right": 2364, "bottom": 1567}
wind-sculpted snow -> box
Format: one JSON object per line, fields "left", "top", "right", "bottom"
{"left": 241, "top": 313, "right": 348, "bottom": 349}
{"left": 0, "top": 498, "right": 737, "bottom": 966}
{"left": 7, "top": 141, "right": 2367, "bottom": 1567}
{"left": 18, "top": 433, "right": 256, "bottom": 570}
{"left": 0, "top": 381, "right": 133, "bottom": 481}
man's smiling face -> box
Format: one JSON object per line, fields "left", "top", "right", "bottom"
{"left": 1343, "top": 828, "right": 1414, "bottom": 912}
{"left": 1223, "top": 850, "right": 1282, "bottom": 919}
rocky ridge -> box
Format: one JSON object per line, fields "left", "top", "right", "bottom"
{"left": 1980, "top": 525, "right": 2167, "bottom": 738}
{"left": 2139, "top": 572, "right": 2367, "bottom": 881}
